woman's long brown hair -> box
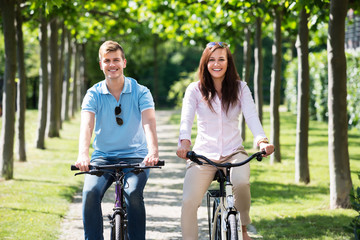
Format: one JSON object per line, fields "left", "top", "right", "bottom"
{"left": 198, "top": 43, "right": 241, "bottom": 113}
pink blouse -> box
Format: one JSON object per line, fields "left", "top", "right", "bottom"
{"left": 179, "top": 81, "right": 267, "bottom": 160}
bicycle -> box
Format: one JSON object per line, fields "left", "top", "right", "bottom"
{"left": 71, "top": 160, "right": 164, "bottom": 240}
{"left": 186, "top": 150, "right": 265, "bottom": 240}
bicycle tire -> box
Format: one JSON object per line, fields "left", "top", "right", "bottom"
{"left": 227, "top": 213, "right": 238, "bottom": 240}
{"left": 115, "top": 213, "right": 123, "bottom": 240}
{"left": 212, "top": 199, "right": 222, "bottom": 240}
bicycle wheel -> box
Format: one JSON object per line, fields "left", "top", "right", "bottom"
{"left": 226, "top": 213, "right": 238, "bottom": 240}
{"left": 212, "top": 199, "right": 221, "bottom": 240}
{"left": 115, "top": 213, "right": 124, "bottom": 240}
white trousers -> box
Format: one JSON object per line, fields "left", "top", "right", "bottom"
{"left": 181, "top": 147, "right": 251, "bottom": 240}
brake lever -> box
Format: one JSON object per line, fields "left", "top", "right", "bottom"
{"left": 74, "top": 170, "right": 104, "bottom": 177}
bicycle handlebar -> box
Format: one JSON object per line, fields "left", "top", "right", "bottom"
{"left": 71, "top": 160, "right": 165, "bottom": 171}
{"left": 186, "top": 151, "right": 266, "bottom": 168}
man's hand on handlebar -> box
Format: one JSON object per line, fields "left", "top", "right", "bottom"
{"left": 75, "top": 153, "right": 91, "bottom": 172}
{"left": 142, "top": 150, "right": 159, "bottom": 166}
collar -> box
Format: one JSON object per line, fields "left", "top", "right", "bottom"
{"left": 99, "top": 77, "right": 132, "bottom": 95}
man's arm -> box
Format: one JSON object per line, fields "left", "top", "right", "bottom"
{"left": 142, "top": 108, "right": 159, "bottom": 166}
{"left": 75, "top": 111, "right": 95, "bottom": 171}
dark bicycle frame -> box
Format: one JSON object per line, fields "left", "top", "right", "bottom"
{"left": 71, "top": 160, "right": 164, "bottom": 240}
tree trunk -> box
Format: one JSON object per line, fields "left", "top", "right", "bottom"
{"left": 35, "top": 12, "right": 48, "bottom": 149}
{"left": 58, "top": 20, "right": 65, "bottom": 129}
{"left": 47, "top": 17, "right": 61, "bottom": 138}
{"left": 153, "top": 34, "right": 159, "bottom": 106}
{"left": 270, "top": 6, "right": 282, "bottom": 164}
{"left": 15, "top": 2, "right": 27, "bottom": 162}
{"left": 327, "top": 0, "right": 352, "bottom": 209}
{"left": 254, "top": 16, "right": 263, "bottom": 123}
{"left": 0, "top": 0, "right": 17, "bottom": 180}
{"left": 61, "top": 28, "right": 72, "bottom": 122}
{"left": 253, "top": 15, "right": 264, "bottom": 149}
{"left": 240, "top": 26, "right": 251, "bottom": 141}
{"left": 80, "top": 43, "right": 88, "bottom": 100}
{"left": 71, "top": 42, "right": 79, "bottom": 117}
{"left": 295, "top": 7, "right": 310, "bottom": 184}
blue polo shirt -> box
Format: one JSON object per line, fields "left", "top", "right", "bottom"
{"left": 81, "top": 77, "right": 155, "bottom": 160}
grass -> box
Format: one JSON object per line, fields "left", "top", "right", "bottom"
{"left": 170, "top": 107, "right": 360, "bottom": 240}
{"left": 0, "top": 107, "right": 359, "bottom": 239}
{"left": 0, "top": 110, "right": 83, "bottom": 240}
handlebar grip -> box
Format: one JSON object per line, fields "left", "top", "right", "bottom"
{"left": 156, "top": 160, "right": 165, "bottom": 166}
{"left": 186, "top": 151, "right": 195, "bottom": 159}
{"left": 71, "top": 165, "right": 79, "bottom": 171}
{"left": 185, "top": 151, "right": 203, "bottom": 165}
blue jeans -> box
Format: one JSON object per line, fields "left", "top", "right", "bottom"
{"left": 82, "top": 158, "right": 149, "bottom": 240}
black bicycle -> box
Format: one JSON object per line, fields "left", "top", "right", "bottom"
{"left": 71, "top": 160, "right": 164, "bottom": 240}
{"left": 186, "top": 150, "right": 265, "bottom": 240}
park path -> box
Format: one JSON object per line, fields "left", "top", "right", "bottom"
{"left": 58, "top": 110, "right": 261, "bottom": 240}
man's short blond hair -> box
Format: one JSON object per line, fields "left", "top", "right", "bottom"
{"left": 98, "top": 40, "right": 125, "bottom": 60}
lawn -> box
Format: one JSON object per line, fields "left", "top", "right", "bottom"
{"left": 0, "top": 110, "right": 83, "bottom": 240}
{"left": 0, "top": 108, "right": 359, "bottom": 239}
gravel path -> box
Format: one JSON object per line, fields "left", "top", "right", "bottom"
{"left": 59, "top": 110, "right": 261, "bottom": 240}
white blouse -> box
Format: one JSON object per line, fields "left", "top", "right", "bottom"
{"left": 178, "top": 81, "right": 267, "bottom": 160}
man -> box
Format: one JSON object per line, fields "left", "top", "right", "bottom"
{"left": 75, "top": 40, "right": 159, "bottom": 240}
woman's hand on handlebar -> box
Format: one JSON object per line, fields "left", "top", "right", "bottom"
{"left": 259, "top": 143, "right": 275, "bottom": 157}
{"left": 176, "top": 139, "right": 191, "bottom": 160}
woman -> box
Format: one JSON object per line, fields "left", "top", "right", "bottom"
{"left": 176, "top": 42, "right": 274, "bottom": 240}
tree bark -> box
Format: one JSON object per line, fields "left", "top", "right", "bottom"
{"left": 270, "top": 6, "right": 282, "bottom": 164}
{"left": 71, "top": 41, "right": 79, "bottom": 117}
{"left": 47, "top": 17, "right": 61, "bottom": 138}
{"left": 15, "top": 2, "right": 27, "bottom": 162}
{"left": 35, "top": 12, "right": 48, "bottom": 149}
{"left": 0, "top": 0, "right": 17, "bottom": 179}
{"left": 295, "top": 7, "right": 310, "bottom": 184}
{"left": 61, "top": 28, "right": 72, "bottom": 122}
{"left": 254, "top": 16, "right": 263, "bottom": 124}
{"left": 253, "top": 15, "right": 264, "bottom": 149}
{"left": 327, "top": 0, "right": 352, "bottom": 209}
{"left": 153, "top": 34, "right": 159, "bottom": 106}
{"left": 58, "top": 20, "right": 65, "bottom": 129}
{"left": 240, "top": 26, "right": 251, "bottom": 141}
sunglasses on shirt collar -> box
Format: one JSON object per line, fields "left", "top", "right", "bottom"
{"left": 115, "top": 104, "right": 123, "bottom": 126}
{"left": 206, "top": 42, "right": 229, "bottom": 48}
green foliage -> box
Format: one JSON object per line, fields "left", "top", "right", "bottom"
{"left": 284, "top": 49, "right": 360, "bottom": 130}
{"left": 310, "top": 51, "right": 328, "bottom": 121}
{"left": 283, "top": 49, "right": 297, "bottom": 114}
{"left": 346, "top": 50, "right": 360, "bottom": 131}
{"left": 350, "top": 181, "right": 360, "bottom": 240}
{"left": 167, "top": 71, "right": 197, "bottom": 108}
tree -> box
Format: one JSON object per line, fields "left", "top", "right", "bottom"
{"left": 269, "top": 4, "right": 283, "bottom": 164}
{"left": 327, "top": 0, "right": 352, "bottom": 209}
{"left": 0, "top": 0, "right": 17, "bottom": 179}
{"left": 35, "top": 7, "right": 49, "bottom": 149}
{"left": 47, "top": 17, "right": 61, "bottom": 137}
{"left": 61, "top": 27, "right": 72, "bottom": 122}
{"left": 240, "top": 27, "right": 252, "bottom": 141}
{"left": 15, "top": 1, "right": 27, "bottom": 162}
{"left": 295, "top": 7, "right": 310, "bottom": 183}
